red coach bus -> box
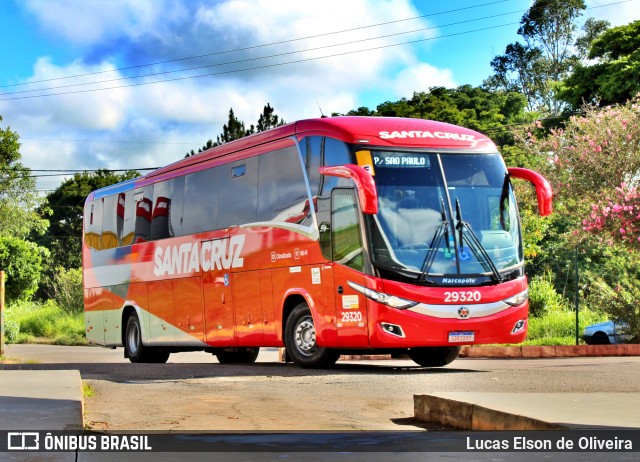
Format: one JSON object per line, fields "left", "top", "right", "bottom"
{"left": 83, "top": 117, "right": 552, "bottom": 368}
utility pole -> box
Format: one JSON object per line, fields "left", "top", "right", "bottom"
{"left": 1, "top": 270, "right": 5, "bottom": 356}
{"left": 574, "top": 247, "right": 580, "bottom": 345}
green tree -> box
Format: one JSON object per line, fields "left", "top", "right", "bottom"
{"left": 256, "top": 103, "right": 286, "bottom": 132}
{"left": 0, "top": 116, "right": 49, "bottom": 239}
{"left": 345, "top": 85, "right": 531, "bottom": 149}
{"left": 487, "top": 0, "right": 586, "bottom": 114}
{"left": 558, "top": 21, "right": 640, "bottom": 108}
{"left": 185, "top": 104, "right": 286, "bottom": 158}
{"left": 0, "top": 236, "right": 48, "bottom": 301}
{"left": 37, "top": 169, "right": 139, "bottom": 271}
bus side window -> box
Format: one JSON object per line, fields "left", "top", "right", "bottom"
{"left": 218, "top": 156, "right": 259, "bottom": 229}
{"left": 119, "top": 191, "right": 136, "bottom": 246}
{"left": 331, "top": 189, "right": 364, "bottom": 271}
{"left": 84, "top": 199, "right": 103, "bottom": 250}
{"left": 151, "top": 177, "right": 184, "bottom": 240}
{"left": 257, "top": 146, "right": 308, "bottom": 223}
{"left": 102, "top": 195, "right": 118, "bottom": 249}
{"left": 304, "top": 136, "right": 322, "bottom": 197}
{"left": 321, "top": 138, "right": 353, "bottom": 197}
{"left": 183, "top": 167, "right": 219, "bottom": 235}
{"left": 133, "top": 186, "right": 153, "bottom": 243}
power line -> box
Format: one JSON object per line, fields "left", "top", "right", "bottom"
{"left": 3, "top": 9, "right": 525, "bottom": 98}
{"left": 0, "top": 0, "right": 510, "bottom": 90}
{"left": 2, "top": 0, "right": 634, "bottom": 103}
{"left": 0, "top": 21, "right": 521, "bottom": 102}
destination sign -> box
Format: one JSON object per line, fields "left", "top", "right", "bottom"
{"left": 372, "top": 153, "right": 431, "bottom": 168}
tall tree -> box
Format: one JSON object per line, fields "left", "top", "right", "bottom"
{"left": 487, "top": 0, "right": 586, "bottom": 114}
{"left": 0, "top": 116, "right": 49, "bottom": 239}
{"left": 558, "top": 20, "right": 640, "bottom": 108}
{"left": 185, "top": 104, "right": 286, "bottom": 158}
{"left": 37, "top": 169, "right": 139, "bottom": 270}
{"left": 214, "top": 108, "right": 254, "bottom": 146}
{"left": 256, "top": 103, "right": 286, "bottom": 132}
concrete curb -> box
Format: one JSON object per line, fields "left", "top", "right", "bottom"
{"left": 459, "top": 344, "right": 640, "bottom": 358}
{"left": 0, "top": 370, "right": 84, "bottom": 430}
{"left": 277, "top": 344, "right": 640, "bottom": 362}
{"left": 414, "top": 392, "right": 640, "bottom": 430}
{"left": 414, "top": 394, "right": 564, "bottom": 430}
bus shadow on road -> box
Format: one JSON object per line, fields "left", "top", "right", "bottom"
{"left": 0, "top": 360, "right": 486, "bottom": 382}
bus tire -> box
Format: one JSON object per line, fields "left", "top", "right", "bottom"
{"left": 408, "top": 346, "right": 461, "bottom": 367}
{"left": 124, "top": 312, "right": 170, "bottom": 364}
{"left": 284, "top": 303, "right": 340, "bottom": 369}
{"left": 216, "top": 348, "right": 260, "bottom": 364}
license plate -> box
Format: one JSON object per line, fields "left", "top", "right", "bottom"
{"left": 448, "top": 331, "right": 475, "bottom": 343}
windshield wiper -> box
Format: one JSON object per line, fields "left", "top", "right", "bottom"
{"left": 455, "top": 199, "right": 503, "bottom": 283}
{"left": 418, "top": 199, "right": 450, "bottom": 283}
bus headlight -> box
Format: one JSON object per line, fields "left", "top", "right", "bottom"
{"left": 503, "top": 289, "right": 528, "bottom": 307}
{"left": 347, "top": 281, "right": 418, "bottom": 310}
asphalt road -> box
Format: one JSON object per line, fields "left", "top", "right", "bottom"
{"left": 3, "top": 344, "right": 640, "bottom": 432}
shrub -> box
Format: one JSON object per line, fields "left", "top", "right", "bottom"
{"left": 50, "top": 267, "right": 84, "bottom": 314}
{"left": 0, "top": 236, "right": 49, "bottom": 301}
{"left": 528, "top": 273, "right": 566, "bottom": 317}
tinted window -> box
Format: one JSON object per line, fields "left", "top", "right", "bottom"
{"left": 183, "top": 168, "right": 219, "bottom": 235}
{"left": 257, "top": 146, "right": 308, "bottom": 222}
{"left": 84, "top": 199, "right": 103, "bottom": 250}
{"left": 304, "top": 136, "right": 322, "bottom": 196}
{"left": 119, "top": 191, "right": 136, "bottom": 246}
{"left": 151, "top": 177, "right": 184, "bottom": 239}
{"left": 218, "top": 156, "right": 259, "bottom": 228}
{"left": 321, "top": 138, "right": 353, "bottom": 197}
{"left": 133, "top": 185, "right": 154, "bottom": 243}
{"left": 331, "top": 189, "right": 364, "bottom": 271}
{"left": 101, "top": 195, "right": 118, "bottom": 249}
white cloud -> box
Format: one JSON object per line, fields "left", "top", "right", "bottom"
{"left": 7, "top": 0, "right": 457, "bottom": 189}
{"left": 392, "top": 63, "right": 456, "bottom": 99}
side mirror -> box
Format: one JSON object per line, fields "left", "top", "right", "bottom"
{"left": 319, "top": 164, "right": 378, "bottom": 214}
{"left": 508, "top": 167, "right": 553, "bottom": 216}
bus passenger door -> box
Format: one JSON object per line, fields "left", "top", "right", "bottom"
{"left": 331, "top": 189, "right": 369, "bottom": 347}
{"left": 202, "top": 237, "right": 236, "bottom": 346}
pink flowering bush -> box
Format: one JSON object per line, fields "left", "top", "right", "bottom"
{"left": 582, "top": 183, "right": 640, "bottom": 249}
{"left": 519, "top": 97, "right": 640, "bottom": 204}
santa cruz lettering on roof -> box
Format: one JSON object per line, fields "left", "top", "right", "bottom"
{"left": 379, "top": 130, "right": 476, "bottom": 141}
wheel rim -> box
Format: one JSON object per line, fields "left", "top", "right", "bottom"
{"left": 294, "top": 315, "right": 317, "bottom": 356}
{"left": 127, "top": 320, "right": 140, "bottom": 355}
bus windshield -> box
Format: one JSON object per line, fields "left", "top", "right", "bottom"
{"left": 367, "top": 151, "right": 523, "bottom": 281}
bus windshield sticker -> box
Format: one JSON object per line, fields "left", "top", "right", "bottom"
{"left": 355, "top": 150, "right": 375, "bottom": 175}
{"left": 373, "top": 153, "right": 430, "bottom": 168}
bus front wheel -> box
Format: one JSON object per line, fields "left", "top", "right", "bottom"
{"left": 124, "top": 312, "right": 170, "bottom": 364}
{"left": 284, "top": 303, "right": 340, "bottom": 369}
{"left": 408, "top": 346, "right": 461, "bottom": 367}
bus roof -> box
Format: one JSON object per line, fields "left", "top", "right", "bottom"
{"left": 88, "top": 117, "right": 496, "bottom": 201}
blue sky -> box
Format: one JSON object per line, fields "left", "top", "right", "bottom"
{"left": 0, "top": 0, "right": 638, "bottom": 191}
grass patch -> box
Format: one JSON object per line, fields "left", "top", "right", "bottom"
{"left": 526, "top": 307, "right": 607, "bottom": 344}
{"left": 5, "top": 300, "right": 87, "bottom": 346}
{"left": 83, "top": 382, "right": 95, "bottom": 398}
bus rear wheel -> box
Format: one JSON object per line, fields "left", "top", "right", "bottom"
{"left": 408, "top": 346, "right": 461, "bottom": 367}
{"left": 124, "top": 312, "right": 170, "bottom": 363}
{"left": 216, "top": 348, "right": 260, "bottom": 364}
{"left": 284, "top": 303, "right": 340, "bottom": 369}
